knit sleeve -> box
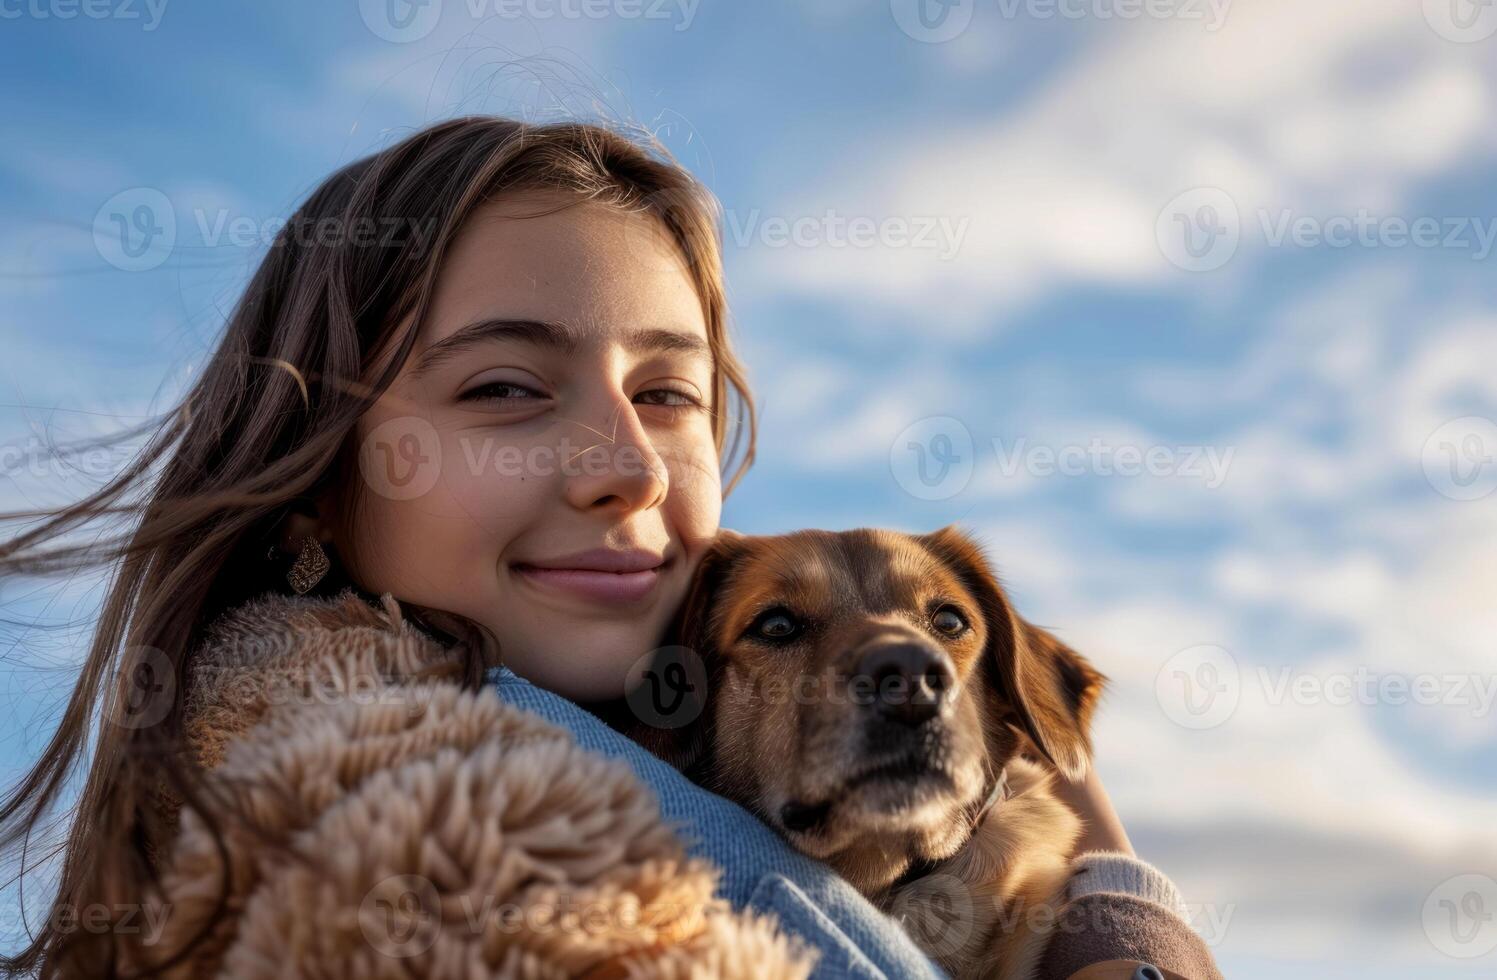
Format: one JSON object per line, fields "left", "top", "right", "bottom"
{"left": 1065, "top": 851, "right": 1189, "bottom": 916}
{"left": 1034, "top": 851, "right": 1225, "bottom": 980}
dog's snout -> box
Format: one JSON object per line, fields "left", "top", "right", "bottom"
{"left": 855, "top": 642, "right": 955, "bottom": 726}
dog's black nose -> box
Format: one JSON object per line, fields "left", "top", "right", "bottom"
{"left": 855, "top": 642, "right": 955, "bottom": 726}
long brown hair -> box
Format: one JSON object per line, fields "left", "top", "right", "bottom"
{"left": 0, "top": 116, "right": 756, "bottom": 976}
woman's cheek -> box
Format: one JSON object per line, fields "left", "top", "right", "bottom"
{"left": 664, "top": 435, "right": 724, "bottom": 547}
{"left": 344, "top": 430, "right": 542, "bottom": 611}
{"left": 437, "top": 427, "right": 553, "bottom": 545}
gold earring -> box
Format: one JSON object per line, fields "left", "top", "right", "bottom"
{"left": 287, "top": 537, "right": 330, "bottom": 595}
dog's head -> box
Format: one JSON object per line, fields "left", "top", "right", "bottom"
{"left": 644, "top": 525, "right": 1105, "bottom": 893}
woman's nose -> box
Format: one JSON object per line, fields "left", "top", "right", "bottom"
{"left": 561, "top": 399, "right": 669, "bottom": 514}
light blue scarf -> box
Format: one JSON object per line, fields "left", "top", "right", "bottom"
{"left": 489, "top": 665, "right": 950, "bottom": 980}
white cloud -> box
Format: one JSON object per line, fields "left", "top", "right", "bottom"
{"left": 1392, "top": 318, "right": 1497, "bottom": 457}
{"left": 1018, "top": 542, "right": 1497, "bottom": 962}
{"left": 253, "top": 19, "right": 630, "bottom": 153}
{"left": 908, "top": 281, "right": 1497, "bottom": 965}
{"left": 746, "top": 342, "right": 969, "bottom": 472}
{"left": 742, "top": 0, "right": 1496, "bottom": 325}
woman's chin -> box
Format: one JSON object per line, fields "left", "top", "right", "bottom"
{"left": 499, "top": 628, "right": 660, "bottom": 703}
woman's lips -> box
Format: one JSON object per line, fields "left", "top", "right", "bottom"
{"left": 512, "top": 552, "right": 667, "bottom": 604}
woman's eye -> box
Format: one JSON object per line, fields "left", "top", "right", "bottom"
{"left": 747, "top": 608, "right": 802, "bottom": 642}
{"left": 635, "top": 388, "right": 702, "bottom": 409}
{"left": 931, "top": 606, "right": 968, "bottom": 636}
{"left": 458, "top": 381, "right": 545, "bottom": 403}
{"left": 457, "top": 383, "right": 699, "bottom": 409}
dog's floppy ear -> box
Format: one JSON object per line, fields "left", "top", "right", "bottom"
{"left": 919, "top": 524, "right": 1106, "bottom": 780}
{"left": 1011, "top": 619, "right": 1106, "bottom": 778}
{"left": 627, "top": 529, "right": 748, "bottom": 774}
{"left": 666, "top": 529, "right": 746, "bottom": 660}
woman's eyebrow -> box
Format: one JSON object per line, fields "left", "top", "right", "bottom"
{"left": 408, "top": 317, "right": 711, "bottom": 377}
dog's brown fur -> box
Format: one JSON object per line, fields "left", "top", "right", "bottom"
{"left": 627, "top": 526, "right": 1106, "bottom": 979}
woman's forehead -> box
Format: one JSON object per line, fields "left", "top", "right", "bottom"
{"left": 420, "top": 193, "right": 708, "bottom": 351}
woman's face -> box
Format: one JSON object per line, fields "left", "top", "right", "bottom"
{"left": 337, "top": 192, "right": 723, "bottom": 700}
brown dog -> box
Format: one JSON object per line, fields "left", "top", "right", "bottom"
{"left": 629, "top": 525, "right": 1106, "bottom": 979}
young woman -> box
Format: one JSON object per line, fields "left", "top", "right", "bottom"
{"left": 0, "top": 118, "right": 1222, "bottom": 978}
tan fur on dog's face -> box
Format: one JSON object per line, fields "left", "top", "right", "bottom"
{"left": 651, "top": 525, "right": 1104, "bottom": 895}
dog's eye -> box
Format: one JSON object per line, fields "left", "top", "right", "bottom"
{"left": 931, "top": 606, "right": 969, "bottom": 636}
{"left": 747, "top": 608, "right": 801, "bottom": 642}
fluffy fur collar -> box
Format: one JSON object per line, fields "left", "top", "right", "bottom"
{"left": 129, "top": 589, "right": 812, "bottom": 980}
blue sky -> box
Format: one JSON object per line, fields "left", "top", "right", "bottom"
{"left": 3, "top": 0, "right": 1497, "bottom": 974}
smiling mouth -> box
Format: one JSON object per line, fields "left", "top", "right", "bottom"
{"left": 514, "top": 559, "right": 673, "bottom": 604}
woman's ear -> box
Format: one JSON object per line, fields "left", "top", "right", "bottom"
{"left": 628, "top": 531, "right": 749, "bottom": 774}
{"left": 274, "top": 497, "right": 335, "bottom": 554}
{"left": 919, "top": 524, "right": 1106, "bottom": 780}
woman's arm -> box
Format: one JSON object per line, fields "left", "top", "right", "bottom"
{"left": 1051, "top": 766, "right": 1134, "bottom": 858}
